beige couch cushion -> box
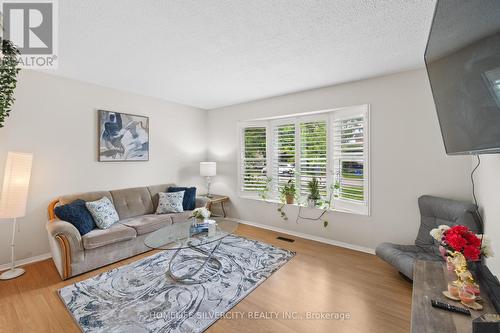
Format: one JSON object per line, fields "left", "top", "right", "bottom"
{"left": 110, "top": 187, "right": 154, "bottom": 219}
{"left": 147, "top": 183, "right": 176, "bottom": 211}
{"left": 59, "top": 191, "right": 113, "bottom": 205}
{"left": 120, "top": 214, "right": 173, "bottom": 235}
{"left": 82, "top": 223, "right": 136, "bottom": 250}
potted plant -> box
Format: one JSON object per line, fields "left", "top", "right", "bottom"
{"left": 280, "top": 179, "right": 296, "bottom": 204}
{"left": 307, "top": 177, "right": 321, "bottom": 207}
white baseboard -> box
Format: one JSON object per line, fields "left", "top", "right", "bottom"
{"left": 229, "top": 218, "right": 375, "bottom": 255}
{"left": 0, "top": 252, "right": 52, "bottom": 272}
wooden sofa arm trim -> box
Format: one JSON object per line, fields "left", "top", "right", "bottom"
{"left": 55, "top": 234, "right": 72, "bottom": 280}
{"left": 48, "top": 199, "right": 60, "bottom": 221}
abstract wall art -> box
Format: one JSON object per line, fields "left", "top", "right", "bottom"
{"left": 98, "top": 110, "right": 149, "bottom": 161}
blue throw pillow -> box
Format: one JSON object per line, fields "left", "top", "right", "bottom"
{"left": 167, "top": 187, "right": 196, "bottom": 210}
{"left": 54, "top": 199, "right": 96, "bottom": 235}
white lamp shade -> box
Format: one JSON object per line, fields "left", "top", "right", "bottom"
{"left": 200, "top": 162, "right": 216, "bottom": 177}
{"left": 0, "top": 152, "right": 33, "bottom": 218}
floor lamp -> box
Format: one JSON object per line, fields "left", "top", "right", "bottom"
{"left": 0, "top": 152, "right": 33, "bottom": 280}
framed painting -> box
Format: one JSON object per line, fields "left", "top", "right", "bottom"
{"left": 98, "top": 110, "right": 149, "bottom": 161}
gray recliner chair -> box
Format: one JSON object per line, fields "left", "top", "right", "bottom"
{"left": 376, "top": 195, "right": 482, "bottom": 280}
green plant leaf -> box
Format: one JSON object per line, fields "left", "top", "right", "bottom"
{"left": 0, "top": 38, "right": 21, "bottom": 128}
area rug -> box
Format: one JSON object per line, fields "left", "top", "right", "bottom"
{"left": 58, "top": 235, "right": 295, "bottom": 333}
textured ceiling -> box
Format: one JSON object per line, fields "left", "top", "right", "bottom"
{"left": 52, "top": 0, "right": 436, "bottom": 109}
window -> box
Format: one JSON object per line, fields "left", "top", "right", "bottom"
{"left": 238, "top": 105, "right": 369, "bottom": 215}
{"left": 299, "top": 120, "right": 328, "bottom": 197}
{"left": 332, "top": 108, "right": 369, "bottom": 214}
{"left": 240, "top": 126, "right": 267, "bottom": 192}
{"left": 271, "top": 123, "right": 296, "bottom": 197}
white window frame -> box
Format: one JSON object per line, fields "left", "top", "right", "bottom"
{"left": 296, "top": 114, "right": 331, "bottom": 198}
{"left": 269, "top": 114, "right": 331, "bottom": 199}
{"left": 237, "top": 121, "right": 270, "bottom": 197}
{"left": 269, "top": 118, "right": 297, "bottom": 199}
{"left": 237, "top": 104, "right": 370, "bottom": 216}
{"left": 330, "top": 104, "right": 370, "bottom": 215}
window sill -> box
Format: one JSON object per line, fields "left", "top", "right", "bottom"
{"left": 238, "top": 195, "right": 368, "bottom": 216}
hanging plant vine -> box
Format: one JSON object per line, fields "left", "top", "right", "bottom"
{"left": 0, "top": 38, "right": 21, "bottom": 128}
{"left": 260, "top": 175, "right": 335, "bottom": 228}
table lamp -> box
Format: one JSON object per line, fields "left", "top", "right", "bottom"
{"left": 200, "top": 162, "right": 216, "bottom": 198}
{"left": 0, "top": 152, "right": 33, "bottom": 280}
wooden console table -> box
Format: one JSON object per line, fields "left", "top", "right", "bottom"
{"left": 411, "top": 260, "right": 497, "bottom": 333}
{"left": 204, "top": 194, "right": 229, "bottom": 217}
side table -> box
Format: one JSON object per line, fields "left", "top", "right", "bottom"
{"left": 202, "top": 194, "right": 230, "bottom": 217}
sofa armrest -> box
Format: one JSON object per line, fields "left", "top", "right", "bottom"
{"left": 195, "top": 196, "right": 210, "bottom": 208}
{"left": 46, "top": 220, "right": 83, "bottom": 250}
{"left": 46, "top": 220, "right": 84, "bottom": 279}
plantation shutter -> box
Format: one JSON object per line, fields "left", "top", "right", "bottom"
{"left": 271, "top": 123, "right": 296, "bottom": 197}
{"left": 299, "top": 121, "right": 328, "bottom": 197}
{"left": 239, "top": 105, "right": 369, "bottom": 215}
{"left": 240, "top": 126, "right": 268, "bottom": 192}
{"left": 332, "top": 107, "right": 369, "bottom": 214}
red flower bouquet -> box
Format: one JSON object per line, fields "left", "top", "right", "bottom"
{"left": 432, "top": 225, "right": 483, "bottom": 261}
{"left": 431, "top": 225, "right": 493, "bottom": 293}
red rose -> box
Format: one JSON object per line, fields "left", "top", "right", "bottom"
{"left": 445, "top": 233, "right": 467, "bottom": 251}
{"left": 464, "top": 232, "right": 481, "bottom": 247}
{"left": 441, "top": 225, "right": 483, "bottom": 260}
{"left": 447, "top": 225, "right": 469, "bottom": 236}
{"left": 463, "top": 245, "right": 481, "bottom": 261}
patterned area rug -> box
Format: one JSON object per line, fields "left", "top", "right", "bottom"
{"left": 58, "top": 235, "right": 295, "bottom": 332}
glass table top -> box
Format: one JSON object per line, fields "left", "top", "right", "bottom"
{"left": 144, "top": 217, "right": 239, "bottom": 250}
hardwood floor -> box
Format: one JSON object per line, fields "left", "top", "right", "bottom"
{"left": 0, "top": 224, "right": 412, "bottom": 333}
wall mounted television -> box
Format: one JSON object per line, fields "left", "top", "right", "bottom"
{"left": 425, "top": 0, "right": 500, "bottom": 155}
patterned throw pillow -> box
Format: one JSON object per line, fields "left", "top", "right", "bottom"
{"left": 167, "top": 187, "right": 197, "bottom": 210}
{"left": 156, "top": 191, "right": 185, "bottom": 214}
{"left": 85, "top": 197, "right": 120, "bottom": 229}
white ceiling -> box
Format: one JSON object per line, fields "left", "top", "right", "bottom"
{"left": 53, "top": 0, "right": 436, "bottom": 109}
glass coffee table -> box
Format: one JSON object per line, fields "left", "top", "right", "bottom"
{"left": 144, "top": 217, "right": 238, "bottom": 284}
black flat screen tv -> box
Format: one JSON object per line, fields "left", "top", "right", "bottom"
{"left": 425, "top": 0, "right": 500, "bottom": 155}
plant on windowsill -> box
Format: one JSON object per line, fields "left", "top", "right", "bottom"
{"left": 276, "top": 180, "right": 335, "bottom": 227}
{"left": 256, "top": 176, "right": 333, "bottom": 227}
{"left": 0, "top": 38, "right": 21, "bottom": 128}
{"left": 276, "top": 179, "right": 297, "bottom": 221}
{"left": 280, "top": 179, "right": 296, "bottom": 204}
{"left": 307, "top": 177, "right": 321, "bottom": 207}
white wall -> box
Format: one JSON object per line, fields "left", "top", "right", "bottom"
{"left": 0, "top": 70, "right": 207, "bottom": 266}
{"left": 207, "top": 69, "right": 472, "bottom": 251}
{"left": 473, "top": 155, "right": 500, "bottom": 278}
{"left": 0, "top": 68, "right": 477, "bottom": 267}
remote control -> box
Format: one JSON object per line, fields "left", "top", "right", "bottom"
{"left": 431, "top": 300, "right": 471, "bottom": 316}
